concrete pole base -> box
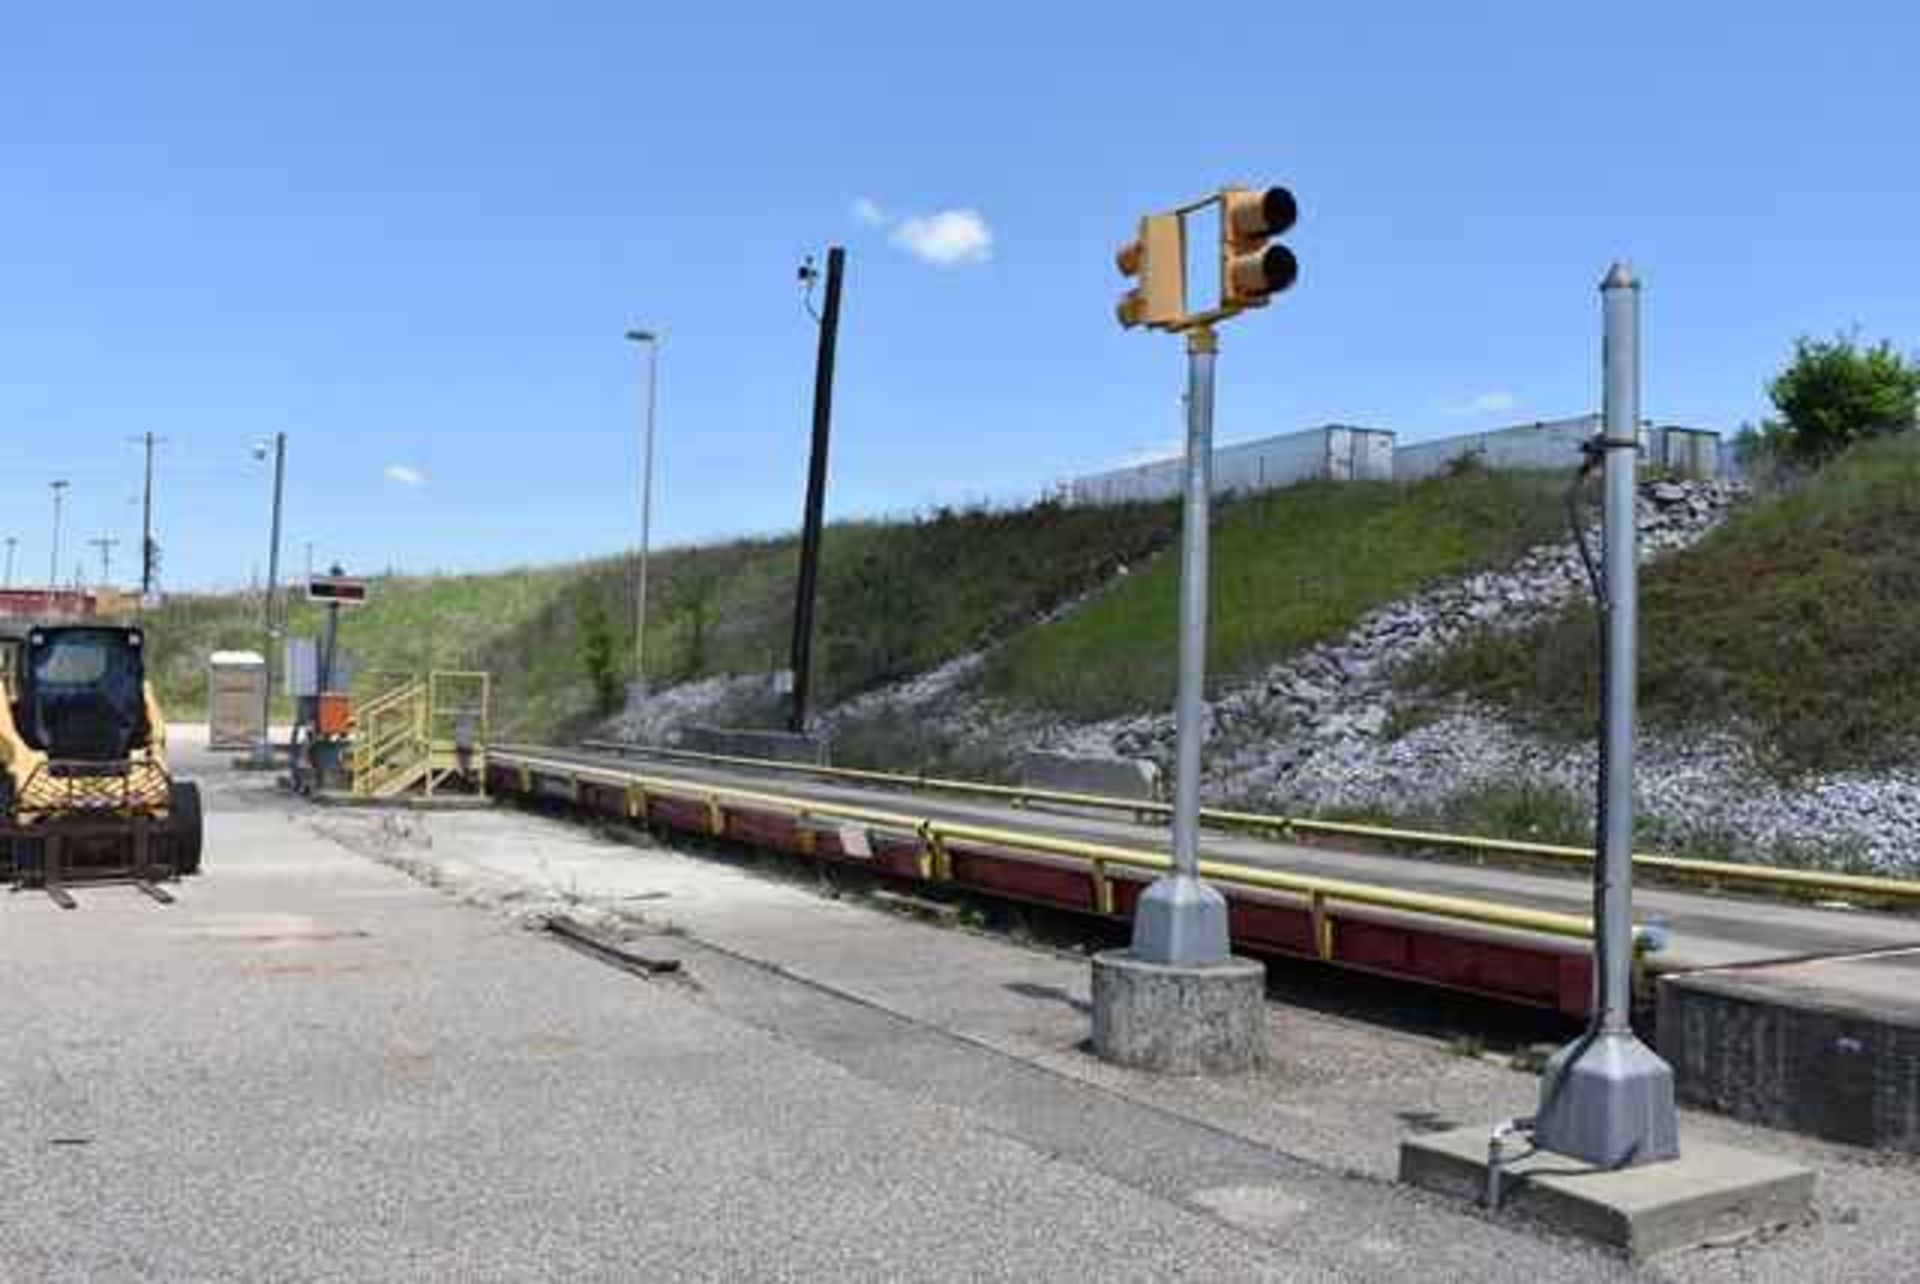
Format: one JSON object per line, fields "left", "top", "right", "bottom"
{"left": 1089, "top": 950, "right": 1266, "bottom": 1075}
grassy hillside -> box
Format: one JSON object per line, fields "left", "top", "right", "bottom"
{"left": 144, "top": 499, "right": 1182, "bottom": 739}
{"left": 981, "top": 470, "right": 1569, "bottom": 720}
{"left": 1404, "top": 434, "right": 1920, "bottom": 775}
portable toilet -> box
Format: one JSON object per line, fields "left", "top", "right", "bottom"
{"left": 208, "top": 651, "right": 267, "bottom": 750}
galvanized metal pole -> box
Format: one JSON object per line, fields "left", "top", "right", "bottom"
{"left": 258, "top": 433, "right": 287, "bottom": 763}
{"left": 625, "top": 329, "right": 661, "bottom": 705}
{"left": 1597, "top": 263, "right": 1640, "bottom": 1035}
{"left": 1172, "top": 329, "right": 1216, "bottom": 883}
{"left": 788, "top": 246, "right": 845, "bottom": 735}
{"left": 3, "top": 536, "right": 15, "bottom": 588}
{"left": 1533, "top": 262, "right": 1678, "bottom": 1168}
{"left": 1128, "top": 325, "right": 1230, "bottom": 966}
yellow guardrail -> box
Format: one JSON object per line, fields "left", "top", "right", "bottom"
{"left": 494, "top": 747, "right": 1613, "bottom": 952}
{"left": 575, "top": 738, "right": 1920, "bottom": 909}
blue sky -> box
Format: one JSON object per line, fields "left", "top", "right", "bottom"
{"left": 3, "top": 3, "right": 1915, "bottom": 589}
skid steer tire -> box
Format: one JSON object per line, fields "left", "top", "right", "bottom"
{"left": 170, "top": 781, "right": 204, "bottom": 876}
{"left": 8, "top": 835, "right": 44, "bottom": 884}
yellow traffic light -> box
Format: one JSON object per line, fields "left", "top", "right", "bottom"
{"left": 1220, "top": 186, "right": 1298, "bottom": 311}
{"left": 1115, "top": 214, "right": 1184, "bottom": 330}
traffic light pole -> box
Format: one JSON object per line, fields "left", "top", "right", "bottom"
{"left": 787, "top": 245, "right": 845, "bottom": 736}
{"left": 1532, "top": 262, "right": 1679, "bottom": 1168}
{"left": 1129, "top": 325, "right": 1231, "bottom": 966}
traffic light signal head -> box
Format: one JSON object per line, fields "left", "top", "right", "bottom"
{"left": 1115, "top": 214, "right": 1184, "bottom": 330}
{"left": 1220, "top": 186, "right": 1298, "bottom": 310}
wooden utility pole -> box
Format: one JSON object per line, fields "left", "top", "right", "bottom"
{"left": 130, "top": 432, "right": 165, "bottom": 595}
{"left": 787, "top": 245, "right": 846, "bottom": 735}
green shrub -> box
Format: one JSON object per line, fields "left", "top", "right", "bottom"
{"left": 1761, "top": 333, "right": 1919, "bottom": 466}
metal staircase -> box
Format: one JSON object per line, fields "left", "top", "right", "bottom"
{"left": 349, "top": 672, "right": 489, "bottom": 800}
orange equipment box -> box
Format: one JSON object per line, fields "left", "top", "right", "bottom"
{"left": 316, "top": 692, "right": 354, "bottom": 737}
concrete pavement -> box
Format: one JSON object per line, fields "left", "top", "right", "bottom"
{"left": 3, "top": 731, "right": 1915, "bottom": 1280}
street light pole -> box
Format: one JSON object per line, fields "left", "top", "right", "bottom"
{"left": 3, "top": 536, "right": 16, "bottom": 588}
{"left": 252, "top": 434, "right": 288, "bottom": 765}
{"left": 1533, "top": 262, "right": 1679, "bottom": 1168}
{"left": 624, "top": 327, "right": 661, "bottom": 707}
{"left": 49, "top": 480, "right": 69, "bottom": 594}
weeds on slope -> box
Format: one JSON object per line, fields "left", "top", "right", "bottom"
{"left": 1403, "top": 435, "right": 1920, "bottom": 776}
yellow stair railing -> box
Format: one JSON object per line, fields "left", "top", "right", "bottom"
{"left": 349, "top": 671, "right": 489, "bottom": 800}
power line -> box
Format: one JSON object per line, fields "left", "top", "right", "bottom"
{"left": 88, "top": 535, "right": 122, "bottom": 586}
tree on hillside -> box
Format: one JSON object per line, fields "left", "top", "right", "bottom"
{"left": 578, "top": 592, "right": 622, "bottom": 715}
{"left": 1762, "top": 333, "right": 1920, "bottom": 466}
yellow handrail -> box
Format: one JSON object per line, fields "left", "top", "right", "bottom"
{"left": 572, "top": 738, "right": 1920, "bottom": 908}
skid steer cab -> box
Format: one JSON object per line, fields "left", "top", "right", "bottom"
{"left": 0, "top": 623, "right": 203, "bottom": 905}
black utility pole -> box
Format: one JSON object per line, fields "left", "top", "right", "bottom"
{"left": 787, "top": 245, "right": 845, "bottom": 735}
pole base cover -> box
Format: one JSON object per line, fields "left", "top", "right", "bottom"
{"left": 1130, "top": 873, "right": 1231, "bottom": 966}
{"left": 1535, "top": 1029, "right": 1680, "bottom": 1168}
{"left": 1090, "top": 950, "right": 1265, "bottom": 1075}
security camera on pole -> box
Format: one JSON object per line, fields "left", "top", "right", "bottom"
{"left": 1090, "top": 185, "right": 1298, "bottom": 1075}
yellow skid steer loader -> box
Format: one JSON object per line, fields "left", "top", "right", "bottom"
{"left": 0, "top": 622, "right": 202, "bottom": 906}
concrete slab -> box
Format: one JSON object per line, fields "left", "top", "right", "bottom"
{"left": 1400, "top": 1126, "right": 1815, "bottom": 1260}
{"left": 1659, "top": 948, "right": 1920, "bottom": 1150}
{"left": 1018, "top": 750, "right": 1161, "bottom": 803}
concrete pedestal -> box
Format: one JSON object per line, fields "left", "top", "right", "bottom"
{"left": 1400, "top": 1127, "right": 1814, "bottom": 1260}
{"left": 1089, "top": 950, "right": 1265, "bottom": 1075}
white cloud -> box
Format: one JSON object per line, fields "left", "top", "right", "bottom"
{"left": 851, "top": 196, "right": 994, "bottom": 268}
{"left": 1442, "top": 390, "right": 1518, "bottom": 416}
{"left": 384, "top": 463, "right": 426, "bottom": 486}
{"left": 890, "top": 208, "right": 994, "bottom": 267}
